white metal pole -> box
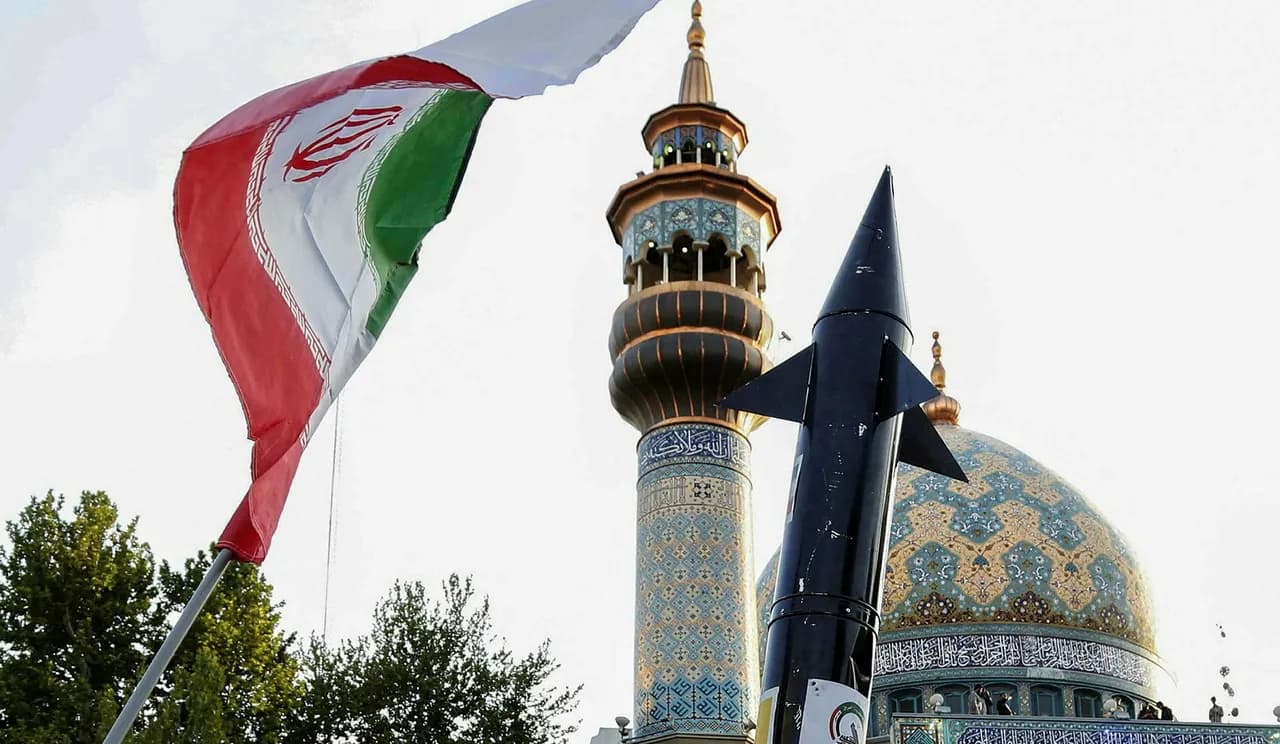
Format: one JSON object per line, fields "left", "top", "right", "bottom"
{"left": 103, "top": 548, "right": 234, "bottom": 744}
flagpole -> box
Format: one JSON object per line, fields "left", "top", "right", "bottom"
{"left": 103, "top": 548, "right": 235, "bottom": 744}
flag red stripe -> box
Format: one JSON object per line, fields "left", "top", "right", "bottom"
{"left": 176, "top": 59, "right": 480, "bottom": 563}
{"left": 192, "top": 57, "right": 479, "bottom": 149}
{"left": 176, "top": 121, "right": 322, "bottom": 564}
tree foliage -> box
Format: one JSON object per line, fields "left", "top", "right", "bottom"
{"left": 0, "top": 492, "right": 164, "bottom": 744}
{"left": 147, "top": 548, "right": 303, "bottom": 743}
{"left": 289, "top": 576, "right": 580, "bottom": 744}
{"left": 133, "top": 646, "right": 229, "bottom": 744}
{"left": 1, "top": 493, "right": 579, "bottom": 743}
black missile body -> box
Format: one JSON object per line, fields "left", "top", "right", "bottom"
{"left": 720, "top": 168, "right": 965, "bottom": 744}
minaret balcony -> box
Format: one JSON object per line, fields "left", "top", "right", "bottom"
{"left": 608, "top": 280, "right": 774, "bottom": 434}
{"left": 606, "top": 164, "right": 780, "bottom": 262}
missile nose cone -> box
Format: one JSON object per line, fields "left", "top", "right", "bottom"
{"left": 818, "top": 166, "right": 910, "bottom": 327}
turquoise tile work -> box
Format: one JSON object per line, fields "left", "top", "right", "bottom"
{"left": 622, "top": 197, "right": 764, "bottom": 265}
{"left": 758, "top": 426, "right": 1158, "bottom": 656}
{"left": 892, "top": 714, "right": 1280, "bottom": 744}
{"left": 634, "top": 423, "right": 758, "bottom": 739}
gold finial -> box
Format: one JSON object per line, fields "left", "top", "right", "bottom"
{"left": 922, "top": 330, "right": 961, "bottom": 426}
{"left": 687, "top": 1, "right": 705, "bottom": 49}
{"left": 678, "top": 1, "right": 715, "bottom": 104}
{"left": 930, "top": 330, "right": 946, "bottom": 389}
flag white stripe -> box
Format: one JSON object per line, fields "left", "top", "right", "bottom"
{"left": 415, "top": 0, "right": 661, "bottom": 99}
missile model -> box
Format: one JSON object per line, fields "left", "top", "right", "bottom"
{"left": 720, "top": 167, "right": 967, "bottom": 744}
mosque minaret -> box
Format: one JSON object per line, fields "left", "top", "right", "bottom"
{"left": 605, "top": 3, "right": 781, "bottom": 741}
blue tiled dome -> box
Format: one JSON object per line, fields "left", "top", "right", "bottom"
{"left": 756, "top": 425, "right": 1158, "bottom": 655}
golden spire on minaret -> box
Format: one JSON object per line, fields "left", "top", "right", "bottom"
{"left": 678, "top": 1, "right": 715, "bottom": 104}
{"left": 922, "top": 331, "right": 961, "bottom": 425}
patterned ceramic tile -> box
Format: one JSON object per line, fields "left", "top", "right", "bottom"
{"left": 757, "top": 426, "right": 1156, "bottom": 655}
{"left": 892, "top": 714, "right": 1280, "bottom": 744}
{"left": 622, "top": 198, "right": 763, "bottom": 267}
{"left": 635, "top": 423, "right": 758, "bottom": 739}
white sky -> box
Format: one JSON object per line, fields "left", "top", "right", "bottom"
{"left": 2, "top": 0, "right": 1279, "bottom": 733}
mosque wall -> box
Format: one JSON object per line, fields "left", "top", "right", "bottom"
{"left": 891, "top": 714, "right": 1280, "bottom": 744}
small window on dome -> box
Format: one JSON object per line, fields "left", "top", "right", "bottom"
{"left": 1073, "top": 689, "right": 1103, "bottom": 719}
{"left": 890, "top": 688, "right": 923, "bottom": 716}
{"left": 1031, "top": 685, "right": 1064, "bottom": 717}
{"left": 987, "top": 684, "right": 1018, "bottom": 715}
{"left": 937, "top": 684, "right": 968, "bottom": 715}
{"left": 1113, "top": 695, "right": 1135, "bottom": 719}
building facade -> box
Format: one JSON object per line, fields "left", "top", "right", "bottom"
{"left": 605, "top": 4, "right": 781, "bottom": 743}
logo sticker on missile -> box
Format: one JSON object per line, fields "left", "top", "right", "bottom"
{"left": 798, "top": 679, "right": 869, "bottom": 744}
{"left": 756, "top": 686, "right": 779, "bottom": 744}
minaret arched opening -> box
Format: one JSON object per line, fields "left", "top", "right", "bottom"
{"left": 633, "top": 239, "right": 661, "bottom": 291}
{"left": 736, "top": 244, "right": 764, "bottom": 294}
{"left": 706, "top": 234, "right": 730, "bottom": 269}
{"left": 697, "top": 233, "right": 732, "bottom": 284}
{"left": 668, "top": 233, "right": 696, "bottom": 281}
{"left": 679, "top": 137, "right": 697, "bottom": 165}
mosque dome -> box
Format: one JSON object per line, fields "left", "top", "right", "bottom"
{"left": 755, "top": 334, "right": 1169, "bottom": 727}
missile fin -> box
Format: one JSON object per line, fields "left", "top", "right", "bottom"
{"left": 875, "top": 339, "right": 941, "bottom": 421}
{"left": 717, "top": 343, "right": 814, "bottom": 423}
{"left": 899, "top": 405, "right": 968, "bottom": 482}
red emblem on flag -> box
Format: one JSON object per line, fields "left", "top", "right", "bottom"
{"left": 283, "top": 105, "right": 403, "bottom": 183}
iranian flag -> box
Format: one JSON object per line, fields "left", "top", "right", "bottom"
{"left": 177, "top": 0, "right": 659, "bottom": 563}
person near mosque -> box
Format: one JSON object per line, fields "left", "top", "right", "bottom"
{"left": 970, "top": 685, "right": 992, "bottom": 715}
{"left": 1109, "top": 697, "right": 1131, "bottom": 719}
{"left": 1209, "top": 697, "right": 1225, "bottom": 723}
{"left": 1157, "top": 701, "right": 1175, "bottom": 721}
{"left": 1138, "top": 703, "right": 1158, "bottom": 720}
{"left": 996, "top": 694, "right": 1015, "bottom": 716}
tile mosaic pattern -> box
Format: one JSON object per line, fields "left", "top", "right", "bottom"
{"left": 756, "top": 426, "right": 1156, "bottom": 655}
{"left": 634, "top": 423, "right": 758, "bottom": 739}
{"left": 891, "top": 714, "right": 1280, "bottom": 744}
{"left": 885, "top": 427, "right": 1155, "bottom": 650}
{"left": 622, "top": 197, "right": 764, "bottom": 266}
{"left": 873, "top": 633, "right": 1159, "bottom": 687}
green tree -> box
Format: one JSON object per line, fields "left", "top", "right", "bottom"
{"left": 140, "top": 548, "right": 303, "bottom": 743}
{"left": 287, "top": 635, "right": 360, "bottom": 743}
{"left": 0, "top": 491, "right": 164, "bottom": 744}
{"left": 289, "top": 576, "right": 580, "bottom": 744}
{"left": 133, "top": 646, "right": 229, "bottom": 744}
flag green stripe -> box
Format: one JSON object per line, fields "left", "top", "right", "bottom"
{"left": 362, "top": 88, "right": 493, "bottom": 338}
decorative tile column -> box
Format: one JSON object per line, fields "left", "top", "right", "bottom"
{"left": 634, "top": 423, "right": 758, "bottom": 739}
